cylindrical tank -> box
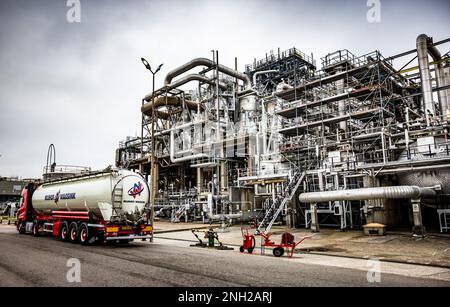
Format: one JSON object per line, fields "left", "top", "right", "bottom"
{"left": 32, "top": 169, "right": 149, "bottom": 223}
{"left": 239, "top": 94, "right": 257, "bottom": 112}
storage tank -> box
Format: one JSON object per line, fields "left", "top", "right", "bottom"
{"left": 32, "top": 169, "right": 149, "bottom": 223}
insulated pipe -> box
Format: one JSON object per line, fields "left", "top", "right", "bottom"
{"left": 435, "top": 65, "right": 449, "bottom": 115}
{"left": 336, "top": 67, "right": 347, "bottom": 134}
{"left": 417, "top": 34, "right": 435, "bottom": 125}
{"left": 144, "top": 74, "right": 227, "bottom": 102}
{"left": 444, "top": 63, "right": 450, "bottom": 118}
{"left": 206, "top": 212, "right": 242, "bottom": 221}
{"left": 252, "top": 70, "right": 278, "bottom": 95}
{"left": 426, "top": 37, "right": 448, "bottom": 117}
{"left": 168, "top": 74, "right": 227, "bottom": 92}
{"left": 141, "top": 96, "right": 201, "bottom": 117}
{"left": 169, "top": 128, "right": 208, "bottom": 163}
{"left": 299, "top": 186, "right": 436, "bottom": 203}
{"left": 154, "top": 110, "right": 169, "bottom": 120}
{"left": 164, "top": 57, "right": 251, "bottom": 88}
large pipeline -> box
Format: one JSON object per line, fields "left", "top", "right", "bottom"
{"left": 143, "top": 74, "right": 226, "bottom": 102}
{"left": 417, "top": 34, "right": 436, "bottom": 124}
{"left": 417, "top": 34, "right": 448, "bottom": 122}
{"left": 299, "top": 186, "right": 436, "bottom": 203}
{"left": 141, "top": 96, "right": 201, "bottom": 117}
{"left": 164, "top": 57, "right": 251, "bottom": 88}
{"left": 143, "top": 58, "right": 256, "bottom": 116}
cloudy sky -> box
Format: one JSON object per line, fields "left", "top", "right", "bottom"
{"left": 0, "top": 0, "right": 449, "bottom": 178}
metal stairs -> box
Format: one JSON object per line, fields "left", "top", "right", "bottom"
{"left": 171, "top": 205, "right": 187, "bottom": 223}
{"left": 257, "top": 169, "right": 306, "bottom": 233}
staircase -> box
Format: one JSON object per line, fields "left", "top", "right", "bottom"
{"left": 257, "top": 169, "right": 306, "bottom": 233}
{"left": 171, "top": 205, "right": 187, "bottom": 223}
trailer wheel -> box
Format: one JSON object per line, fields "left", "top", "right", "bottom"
{"left": 59, "top": 222, "right": 70, "bottom": 242}
{"left": 32, "top": 221, "right": 40, "bottom": 237}
{"left": 69, "top": 222, "right": 79, "bottom": 244}
{"left": 273, "top": 247, "right": 285, "bottom": 257}
{"left": 18, "top": 221, "right": 26, "bottom": 234}
{"left": 78, "top": 223, "right": 93, "bottom": 245}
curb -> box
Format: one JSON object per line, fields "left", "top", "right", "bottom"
{"left": 306, "top": 251, "right": 450, "bottom": 269}
{"left": 154, "top": 235, "right": 450, "bottom": 269}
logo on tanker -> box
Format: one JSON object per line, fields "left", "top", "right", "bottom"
{"left": 44, "top": 191, "right": 76, "bottom": 203}
{"left": 128, "top": 182, "right": 144, "bottom": 199}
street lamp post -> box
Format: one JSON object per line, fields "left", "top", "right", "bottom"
{"left": 141, "top": 58, "right": 163, "bottom": 242}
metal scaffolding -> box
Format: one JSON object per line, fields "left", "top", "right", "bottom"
{"left": 116, "top": 34, "right": 450, "bottom": 234}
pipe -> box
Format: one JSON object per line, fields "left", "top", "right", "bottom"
{"left": 426, "top": 37, "right": 449, "bottom": 117}
{"left": 144, "top": 74, "right": 227, "bottom": 102}
{"left": 417, "top": 34, "right": 435, "bottom": 125}
{"left": 164, "top": 57, "right": 251, "bottom": 88}
{"left": 299, "top": 186, "right": 436, "bottom": 203}
{"left": 444, "top": 62, "right": 450, "bottom": 118}
{"left": 169, "top": 74, "right": 227, "bottom": 92}
{"left": 141, "top": 96, "right": 201, "bottom": 117}
{"left": 207, "top": 213, "right": 242, "bottom": 220}
{"left": 335, "top": 67, "right": 347, "bottom": 133}
{"left": 169, "top": 128, "right": 208, "bottom": 163}
{"left": 237, "top": 88, "right": 257, "bottom": 97}
{"left": 252, "top": 70, "right": 278, "bottom": 95}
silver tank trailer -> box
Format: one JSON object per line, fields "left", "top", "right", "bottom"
{"left": 32, "top": 169, "right": 150, "bottom": 223}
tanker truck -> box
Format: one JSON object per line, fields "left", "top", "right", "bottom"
{"left": 16, "top": 169, "right": 153, "bottom": 245}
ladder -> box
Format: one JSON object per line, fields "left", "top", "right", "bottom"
{"left": 257, "top": 170, "right": 306, "bottom": 234}
{"left": 111, "top": 181, "right": 123, "bottom": 220}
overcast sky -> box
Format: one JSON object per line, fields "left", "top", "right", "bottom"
{"left": 0, "top": 0, "right": 449, "bottom": 178}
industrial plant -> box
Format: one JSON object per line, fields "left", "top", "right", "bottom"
{"left": 116, "top": 34, "right": 450, "bottom": 236}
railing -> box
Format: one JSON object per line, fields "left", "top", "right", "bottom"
{"left": 43, "top": 165, "right": 91, "bottom": 175}
{"left": 257, "top": 170, "right": 306, "bottom": 233}
{"left": 321, "top": 50, "right": 389, "bottom": 70}
{"left": 246, "top": 47, "right": 316, "bottom": 72}
{"left": 236, "top": 165, "right": 293, "bottom": 179}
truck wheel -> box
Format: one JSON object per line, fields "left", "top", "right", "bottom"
{"left": 69, "top": 222, "right": 79, "bottom": 244}
{"left": 32, "top": 222, "right": 40, "bottom": 237}
{"left": 239, "top": 246, "right": 245, "bottom": 253}
{"left": 59, "top": 222, "right": 70, "bottom": 242}
{"left": 273, "top": 247, "right": 285, "bottom": 257}
{"left": 248, "top": 247, "right": 254, "bottom": 254}
{"left": 78, "top": 223, "right": 93, "bottom": 245}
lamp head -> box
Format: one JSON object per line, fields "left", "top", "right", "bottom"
{"left": 141, "top": 58, "right": 151, "bottom": 71}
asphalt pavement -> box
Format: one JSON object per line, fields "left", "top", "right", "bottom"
{"left": 1, "top": 226, "right": 449, "bottom": 287}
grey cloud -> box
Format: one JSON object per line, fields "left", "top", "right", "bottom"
{"left": 0, "top": 0, "right": 449, "bottom": 178}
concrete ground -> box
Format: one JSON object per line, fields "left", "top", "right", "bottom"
{"left": 1, "top": 224, "right": 450, "bottom": 287}
{"left": 154, "top": 221, "right": 450, "bottom": 268}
